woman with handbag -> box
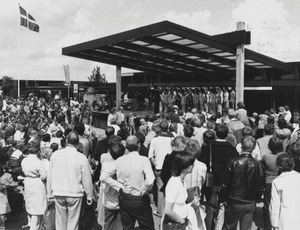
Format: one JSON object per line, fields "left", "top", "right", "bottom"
{"left": 163, "top": 151, "right": 195, "bottom": 230}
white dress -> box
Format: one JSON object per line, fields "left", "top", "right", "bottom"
{"left": 21, "top": 154, "right": 47, "bottom": 215}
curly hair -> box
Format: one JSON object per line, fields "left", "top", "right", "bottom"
{"left": 276, "top": 152, "right": 294, "bottom": 172}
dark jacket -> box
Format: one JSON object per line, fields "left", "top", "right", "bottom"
{"left": 199, "top": 140, "right": 238, "bottom": 186}
{"left": 160, "top": 151, "right": 184, "bottom": 194}
{"left": 222, "top": 153, "right": 264, "bottom": 204}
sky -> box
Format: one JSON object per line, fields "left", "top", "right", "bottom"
{"left": 1, "top": 0, "right": 300, "bottom": 82}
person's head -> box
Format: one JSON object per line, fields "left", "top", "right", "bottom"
{"left": 228, "top": 109, "right": 237, "bottom": 119}
{"left": 109, "top": 143, "right": 125, "bottom": 160}
{"left": 242, "top": 126, "right": 254, "bottom": 137}
{"left": 74, "top": 122, "right": 85, "bottom": 136}
{"left": 0, "top": 152, "right": 9, "bottom": 167}
{"left": 184, "top": 125, "right": 194, "bottom": 138}
{"left": 171, "top": 136, "right": 187, "bottom": 151}
{"left": 66, "top": 131, "right": 79, "bottom": 146}
{"left": 203, "top": 129, "right": 216, "bottom": 143}
{"left": 126, "top": 135, "right": 140, "bottom": 152}
{"left": 135, "top": 132, "right": 145, "bottom": 145}
{"left": 276, "top": 152, "right": 294, "bottom": 172}
{"left": 50, "top": 142, "right": 59, "bottom": 153}
{"left": 268, "top": 136, "right": 283, "bottom": 155}
{"left": 284, "top": 105, "right": 290, "bottom": 111}
{"left": 42, "top": 133, "right": 51, "bottom": 142}
{"left": 264, "top": 124, "right": 275, "bottom": 135}
{"left": 172, "top": 151, "right": 195, "bottom": 177}
{"left": 267, "top": 116, "right": 275, "bottom": 125}
{"left": 216, "top": 124, "right": 228, "bottom": 139}
{"left": 107, "top": 135, "right": 122, "bottom": 148}
{"left": 287, "top": 138, "right": 300, "bottom": 160}
{"left": 56, "top": 130, "right": 63, "bottom": 138}
{"left": 241, "top": 136, "right": 256, "bottom": 153}
{"left": 185, "top": 139, "right": 200, "bottom": 159}
{"left": 105, "top": 126, "right": 115, "bottom": 138}
{"left": 237, "top": 102, "right": 245, "bottom": 109}
{"left": 169, "top": 122, "right": 178, "bottom": 133}
{"left": 160, "top": 120, "right": 169, "bottom": 132}
{"left": 278, "top": 118, "right": 288, "bottom": 129}
{"left": 27, "top": 137, "right": 41, "bottom": 156}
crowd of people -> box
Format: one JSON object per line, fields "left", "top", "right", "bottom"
{"left": 1, "top": 93, "right": 300, "bottom": 230}
{"left": 123, "top": 87, "right": 236, "bottom": 115}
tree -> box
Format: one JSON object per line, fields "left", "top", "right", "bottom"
{"left": 0, "top": 76, "right": 17, "bottom": 97}
{"left": 88, "top": 66, "right": 107, "bottom": 83}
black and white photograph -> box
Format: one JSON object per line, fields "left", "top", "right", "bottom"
{"left": 0, "top": 0, "right": 300, "bottom": 229}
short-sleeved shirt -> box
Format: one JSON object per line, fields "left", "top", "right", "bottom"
{"left": 165, "top": 176, "right": 188, "bottom": 219}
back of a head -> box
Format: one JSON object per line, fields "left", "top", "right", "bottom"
{"left": 268, "top": 136, "right": 283, "bottom": 154}
{"left": 105, "top": 126, "right": 115, "bottom": 137}
{"left": 242, "top": 126, "right": 253, "bottom": 137}
{"left": 185, "top": 139, "right": 200, "bottom": 159}
{"left": 203, "top": 129, "right": 216, "bottom": 143}
{"left": 172, "top": 151, "right": 195, "bottom": 177}
{"left": 278, "top": 118, "right": 287, "bottom": 129}
{"left": 184, "top": 125, "right": 194, "bottom": 138}
{"left": 67, "top": 131, "right": 79, "bottom": 146}
{"left": 56, "top": 130, "right": 63, "bottom": 138}
{"left": 74, "top": 122, "right": 85, "bottom": 136}
{"left": 228, "top": 109, "right": 237, "bottom": 119}
{"left": 288, "top": 139, "right": 300, "bottom": 159}
{"left": 216, "top": 124, "right": 228, "bottom": 139}
{"left": 107, "top": 135, "right": 122, "bottom": 148}
{"left": 264, "top": 124, "right": 275, "bottom": 135}
{"left": 27, "top": 137, "right": 41, "bottom": 155}
{"left": 135, "top": 132, "right": 145, "bottom": 145}
{"left": 42, "top": 133, "right": 51, "bottom": 142}
{"left": 241, "top": 136, "right": 256, "bottom": 153}
{"left": 160, "top": 120, "right": 169, "bottom": 132}
{"left": 109, "top": 143, "right": 125, "bottom": 160}
{"left": 276, "top": 152, "right": 294, "bottom": 172}
{"left": 171, "top": 136, "right": 187, "bottom": 151}
{"left": 237, "top": 101, "right": 245, "bottom": 109}
{"left": 126, "top": 135, "right": 140, "bottom": 152}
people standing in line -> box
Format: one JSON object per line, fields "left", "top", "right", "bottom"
{"left": 21, "top": 138, "right": 47, "bottom": 230}
{"left": 47, "top": 132, "right": 93, "bottom": 230}
{"left": 222, "top": 136, "right": 264, "bottom": 230}
{"left": 269, "top": 153, "right": 300, "bottom": 230}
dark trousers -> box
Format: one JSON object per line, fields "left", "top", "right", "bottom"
{"left": 222, "top": 202, "right": 255, "bottom": 230}
{"left": 104, "top": 207, "right": 122, "bottom": 230}
{"left": 263, "top": 183, "right": 272, "bottom": 230}
{"left": 119, "top": 190, "right": 155, "bottom": 230}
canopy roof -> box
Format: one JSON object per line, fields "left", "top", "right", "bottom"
{"left": 62, "top": 21, "right": 293, "bottom": 76}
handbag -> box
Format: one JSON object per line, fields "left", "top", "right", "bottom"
{"left": 205, "top": 143, "right": 214, "bottom": 188}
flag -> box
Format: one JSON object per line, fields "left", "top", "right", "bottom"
{"left": 19, "top": 5, "right": 39, "bottom": 32}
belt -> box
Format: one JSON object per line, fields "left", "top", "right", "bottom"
{"left": 119, "top": 189, "right": 148, "bottom": 200}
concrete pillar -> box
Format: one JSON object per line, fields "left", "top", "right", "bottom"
{"left": 116, "top": 66, "right": 121, "bottom": 109}
{"left": 235, "top": 21, "right": 245, "bottom": 105}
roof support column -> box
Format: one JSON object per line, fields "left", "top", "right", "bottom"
{"left": 116, "top": 65, "right": 122, "bottom": 109}
{"left": 235, "top": 22, "right": 245, "bottom": 105}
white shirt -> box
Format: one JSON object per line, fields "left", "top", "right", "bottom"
{"left": 148, "top": 135, "right": 172, "bottom": 170}
{"left": 165, "top": 176, "right": 188, "bottom": 219}
{"left": 270, "top": 170, "right": 300, "bottom": 230}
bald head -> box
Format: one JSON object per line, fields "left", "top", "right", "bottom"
{"left": 126, "top": 135, "right": 140, "bottom": 152}
{"left": 67, "top": 131, "right": 79, "bottom": 146}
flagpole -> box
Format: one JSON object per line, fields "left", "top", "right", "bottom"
{"left": 17, "top": 3, "right": 20, "bottom": 98}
